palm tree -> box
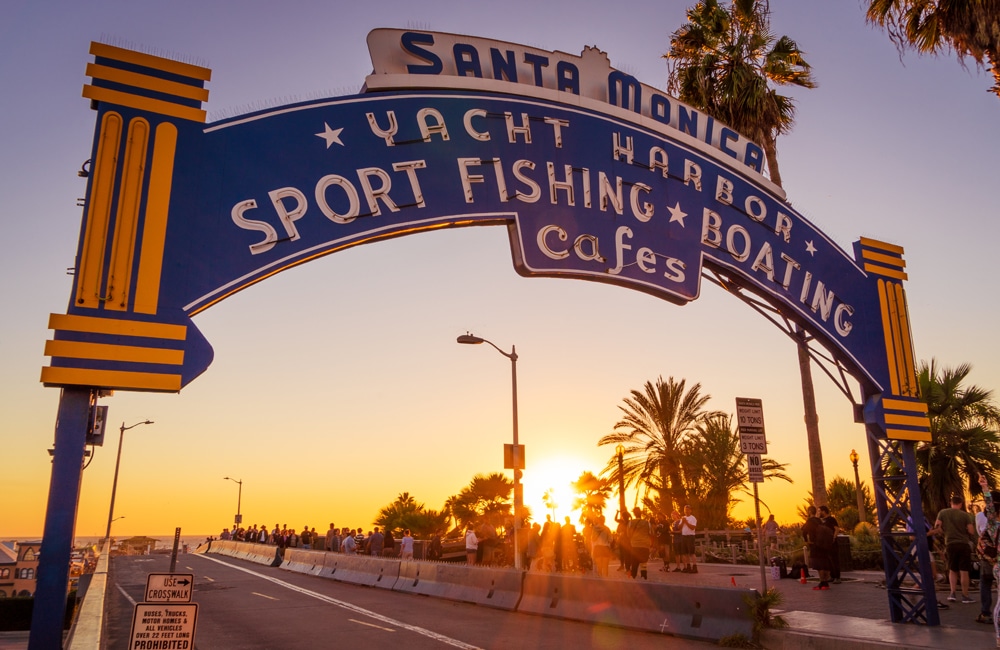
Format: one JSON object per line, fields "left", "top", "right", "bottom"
{"left": 572, "top": 471, "right": 611, "bottom": 522}
{"left": 682, "top": 414, "right": 792, "bottom": 530}
{"left": 915, "top": 359, "right": 1000, "bottom": 518}
{"left": 599, "top": 376, "right": 723, "bottom": 514}
{"left": 664, "top": 0, "right": 826, "bottom": 505}
{"left": 798, "top": 476, "right": 875, "bottom": 532}
{"left": 374, "top": 492, "right": 449, "bottom": 538}
{"left": 866, "top": 0, "right": 1000, "bottom": 100}
{"left": 444, "top": 472, "right": 514, "bottom": 534}
{"left": 664, "top": 0, "right": 816, "bottom": 186}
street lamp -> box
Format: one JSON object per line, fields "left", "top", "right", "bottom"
{"left": 616, "top": 444, "right": 627, "bottom": 519}
{"left": 850, "top": 449, "right": 866, "bottom": 524}
{"left": 224, "top": 477, "right": 243, "bottom": 529}
{"left": 457, "top": 333, "right": 523, "bottom": 569}
{"left": 105, "top": 420, "right": 153, "bottom": 541}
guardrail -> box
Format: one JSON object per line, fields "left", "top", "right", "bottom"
{"left": 208, "top": 544, "right": 758, "bottom": 641}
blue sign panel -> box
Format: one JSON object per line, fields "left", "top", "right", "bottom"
{"left": 40, "top": 35, "right": 930, "bottom": 442}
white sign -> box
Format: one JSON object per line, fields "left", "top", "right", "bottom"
{"left": 129, "top": 603, "right": 197, "bottom": 649}
{"left": 144, "top": 573, "right": 193, "bottom": 603}
{"left": 746, "top": 453, "right": 764, "bottom": 484}
{"left": 736, "top": 397, "right": 767, "bottom": 454}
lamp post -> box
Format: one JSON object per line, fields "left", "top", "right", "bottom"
{"left": 850, "top": 449, "right": 866, "bottom": 524}
{"left": 224, "top": 477, "right": 243, "bottom": 529}
{"left": 458, "top": 333, "right": 523, "bottom": 569}
{"left": 616, "top": 444, "right": 627, "bottom": 520}
{"left": 105, "top": 420, "right": 153, "bottom": 542}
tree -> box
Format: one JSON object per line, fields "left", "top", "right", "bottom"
{"left": 664, "top": 0, "right": 826, "bottom": 506}
{"left": 798, "top": 476, "right": 875, "bottom": 532}
{"left": 682, "top": 414, "right": 792, "bottom": 530}
{"left": 599, "top": 376, "right": 723, "bottom": 514}
{"left": 572, "top": 471, "right": 611, "bottom": 522}
{"left": 444, "top": 472, "right": 514, "bottom": 534}
{"left": 665, "top": 0, "right": 816, "bottom": 186}
{"left": 374, "top": 492, "right": 449, "bottom": 539}
{"left": 915, "top": 359, "right": 1000, "bottom": 519}
{"left": 866, "top": 0, "right": 1000, "bottom": 100}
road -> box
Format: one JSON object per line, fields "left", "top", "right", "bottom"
{"left": 106, "top": 554, "right": 714, "bottom": 649}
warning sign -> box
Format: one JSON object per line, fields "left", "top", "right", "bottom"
{"left": 144, "top": 573, "right": 193, "bottom": 603}
{"left": 128, "top": 603, "right": 198, "bottom": 649}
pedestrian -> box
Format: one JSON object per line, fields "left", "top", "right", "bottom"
{"left": 325, "top": 523, "right": 339, "bottom": 552}
{"left": 801, "top": 505, "right": 833, "bottom": 590}
{"left": 383, "top": 527, "right": 396, "bottom": 557}
{"left": 400, "top": 529, "right": 415, "bottom": 560}
{"left": 590, "top": 515, "right": 613, "bottom": 577}
{"left": 655, "top": 516, "right": 672, "bottom": 572}
{"left": 975, "top": 475, "right": 1000, "bottom": 637}
{"left": 465, "top": 526, "right": 479, "bottom": 565}
{"left": 560, "top": 517, "right": 578, "bottom": 572}
{"left": 300, "top": 525, "right": 312, "bottom": 549}
{"left": 819, "top": 506, "right": 841, "bottom": 583}
{"left": 615, "top": 510, "right": 631, "bottom": 573}
{"left": 933, "top": 494, "right": 976, "bottom": 603}
{"left": 428, "top": 532, "right": 443, "bottom": 561}
{"left": 628, "top": 507, "right": 653, "bottom": 579}
{"left": 680, "top": 505, "right": 698, "bottom": 573}
{"left": 366, "top": 527, "right": 385, "bottom": 556}
{"left": 342, "top": 529, "right": 357, "bottom": 554}
{"left": 763, "top": 514, "right": 779, "bottom": 552}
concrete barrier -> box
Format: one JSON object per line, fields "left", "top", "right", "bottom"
{"left": 322, "top": 554, "right": 401, "bottom": 589}
{"left": 517, "top": 572, "right": 756, "bottom": 642}
{"left": 209, "top": 540, "right": 282, "bottom": 567}
{"left": 393, "top": 561, "right": 523, "bottom": 610}
{"left": 281, "top": 548, "right": 326, "bottom": 575}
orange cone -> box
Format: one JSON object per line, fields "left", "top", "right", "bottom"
{"left": 799, "top": 568, "right": 807, "bottom": 584}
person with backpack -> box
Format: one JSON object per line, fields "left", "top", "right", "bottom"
{"left": 932, "top": 494, "right": 976, "bottom": 604}
{"left": 627, "top": 507, "right": 653, "bottom": 579}
{"left": 801, "top": 504, "right": 833, "bottom": 590}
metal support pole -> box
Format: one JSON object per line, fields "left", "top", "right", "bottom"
{"left": 509, "top": 346, "right": 522, "bottom": 570}
{"left": 29, "top": 387, "right": 92, "bottom": 650}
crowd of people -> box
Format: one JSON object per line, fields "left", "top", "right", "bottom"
{"left": 216, "top": 523, "right": 425, "bottom": 559}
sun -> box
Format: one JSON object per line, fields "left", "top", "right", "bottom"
{"left": 522, "top": 455, "right": 592, "bottom": 524}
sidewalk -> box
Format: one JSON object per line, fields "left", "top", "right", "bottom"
{"left": 632, "top": 558, "right": 997, "bottom": 649}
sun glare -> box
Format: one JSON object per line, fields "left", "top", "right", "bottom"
{"left": 523, "top": 455, "right": 592, "bottom": 524}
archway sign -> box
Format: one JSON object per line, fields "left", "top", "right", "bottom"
{"left": 30, "top": 30, "right": 937, "bottom": 644}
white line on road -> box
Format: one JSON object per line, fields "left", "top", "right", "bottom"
{"left": 196, "top": 554, "right": 482, "bottom": 649}
{"left": 349, "top": 618, "right": 396, "bottom": 632}
{"left": 116, "top": 584, "right": 137, "bottom": 607}
{"left": 251, "top": 592, "right": 278, "bottom": 600}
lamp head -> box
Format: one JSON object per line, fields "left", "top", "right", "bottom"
{"left": 849, "top": 449, "right": 859, "bottom": 465}
{"left": 457, "top": 334, "right": 484, "bottom": 345}
{"left": 616, "top": 443, "right": 624, "bottom": 457}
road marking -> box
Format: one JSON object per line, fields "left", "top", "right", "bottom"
{"left": 252, "top": 592, "right": 278, "bottom": 600}
{"left": 350, "top": 618, "right": 395, "bottom": 632}
{"left": 116, "top": 583, "right": 137, "bottom": 607}
{"left": 196, "top": 554, "right": 482, "bottom": 649}
{"left": 203, "top": 576, "right": 215, "bottom": 582}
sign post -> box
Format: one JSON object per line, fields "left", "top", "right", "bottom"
{"left": 128, "top": 572, "right": 197, "bottom": 649}
{"left": 736, "top": 398, "right": 768, "bottom": 593}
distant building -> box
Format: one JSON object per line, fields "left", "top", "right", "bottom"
{"left": 0, "top": 540, "right": 41, "bottom": 597}
{"left": 117, "top": 536, "right": 159, "bottom": 555}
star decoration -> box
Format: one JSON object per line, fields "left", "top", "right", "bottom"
{"left": 805, "top": 240, "right": 817, "bottom": 256}
{"left": 315, "top": 123, "right": 344, "bottom": 149}
{"left": 667, "top": 202, "right": 688, "bottom": 226}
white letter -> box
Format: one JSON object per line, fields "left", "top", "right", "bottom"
{"left": 458, "top": 158, "right": 485, "bottom": 203}
{"left": 598, "top": 172, "right": 623, "bottom": 214}
{"left": 537, "top": 225, "right": 569, "bottom": 259}
{"left": 417, "top": 108, "right": 450, "bottom": 141}
{"left": 630, "top": 183, "right": 653, "bottom": 222}
{"left": 607, "top": 225, "right": 632, "bottom": 275}
{"left": 464, "top": 109, "right": 490, "bottom": 141}
{"left": 775, "top": 211, "right": 793, "bottom": 242}
{"left": 392, "top": 160, "right": 428, "bottom": 208}
{"left": 512, "top": 159, "right": 540, "bottom": 203}
{"left": 715, "top": 176, "right": 733, "bottom": 206}
{"left": 684, "top": 160, "right": 702, "bottom": 191}
{"left": 547, "top": 163, "right": 575, "bottom": 206}
{"left": 315, "top": 175, "right": 359, "bottom": 223}
{"left": 268, "top": 187, "right": 307, "bottom": 241}
{"left": 835, "top": 304, "right": 854, "bottom": 336}
{"left": 544, "top": 117, "right": 569, "bottom": 148}
{"left": 504, "top": 112, "right": 532, "bottom": 143}
{"left": 726, "top": 225, "right": 751, "bottom": 262}
{"left": 357, "top": 167, "right": 399, "bottom": 216}
{"left": 366, "top": 111, "right": 398, "bottom": 146}
{"left": 231, "top": 199, "right": 278, "bottom": 255}
{"left": 612, "top": 132, "right": 634, "bottom": 164}
{"left": 701, "top": 208, "right": 722, "bottom": 248}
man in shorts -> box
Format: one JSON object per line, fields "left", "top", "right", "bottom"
{"left": 933, "top": 494, "right": 976, "bottom": 603}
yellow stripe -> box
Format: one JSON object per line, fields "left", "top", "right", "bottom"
{"left": 45, "top": 340, "right": 184, "bottom": 365}
{"left": 49, "top": 313, "right": 187, "bottom": 340}
{"left": 90, "top": 42, "right": 211, "bottom": 81}
{"left": 864, "top": 262, "right": 908, "bottom": 281}
{"left": 882, "top": 398, "right": 929, "bottom": 414}
{"left": 86, "top": 63, "right": 209, "bottom": 102}
{"left": 885, "top": 413, "right": 931, "bottom": 427}
{"left": 859, "top": 237, "right": 904, "bottom": 255}
{"left": 886, "top": 428, "right": 932, "bottom": 442}
{"left": 83, "top": 85, "right": 207, "bottom": 123}
{"left": 894, "top": 283, "right": 917, "bottom": 397}
{"left": 41, "top": 366, "right": 182, "bottom": 391}
{"left": 886, "top": 283, "right": 908, "bottom": 396}
{"left": 76, "top": 112, "right": 122, "bottom": 308}
{"left": 877, "top": 280, "right": 900, "bottom": 395}
{"left": 134, "top": 123, "right": 177, "bottom": 315}
{"left": 861, "top": 249, "right": 906, "bottom": 269}
{"left": 105, "top": 118, "right": 149, "bottom": 311}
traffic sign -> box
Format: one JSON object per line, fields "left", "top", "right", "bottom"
{"left": 144, "top": 573, "right": 193, "bottom": 603}
{"left": 746, "top": 453, "right": 764, "bottom": 483}
{"left": 129, "top": 603, "right": 197, "bottom": 649}
{"left": 736, "top": 397, "right": 767, "bottom": 454}
{"left": 504, "top": 443, "right": 525, "bottom": 470}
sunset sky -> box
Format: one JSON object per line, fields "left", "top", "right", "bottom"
{"left": 2, "top": 0, "right": 998, "bottom": 541}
